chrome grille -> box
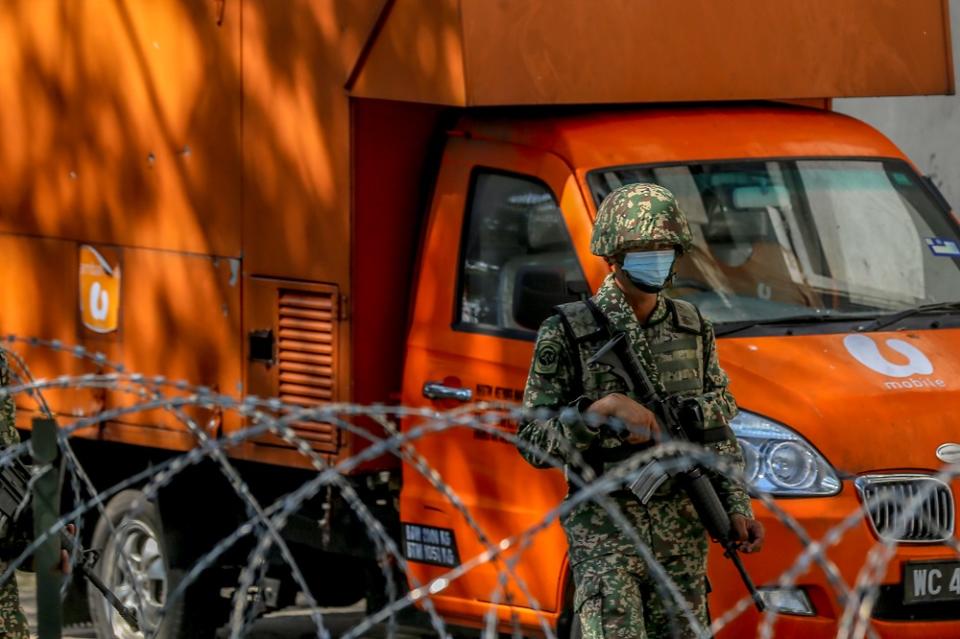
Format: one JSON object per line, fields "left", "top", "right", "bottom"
{"left": 855, "top": 474, "right": 955, "bottom": 543}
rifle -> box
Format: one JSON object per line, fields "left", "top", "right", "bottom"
{"left": 0, "top": 455, "right": 141, "bottom": 630}
{"left": 586, "top": 332, "right": 766, "bottom": 612}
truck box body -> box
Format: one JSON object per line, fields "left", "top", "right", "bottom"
{"left": 1, "top": 1, "right": 958, "bottom": 637}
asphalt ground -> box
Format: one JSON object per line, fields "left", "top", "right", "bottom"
{"left": 18, "top": 572, "right": 425, "bottom": 639}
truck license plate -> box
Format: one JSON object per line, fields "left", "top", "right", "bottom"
{"left": 903, "top": 560, "right": 960, "bottom": 604}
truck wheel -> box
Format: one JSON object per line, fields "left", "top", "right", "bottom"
{"left": 87, "top": 489, "right": 224, "bottom": 638}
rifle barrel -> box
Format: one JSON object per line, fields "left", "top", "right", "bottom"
{"left": 725, "top": 545, "right": 765, "bottom": 612}
{"left": 61, "top": 532, "right": 140, "bottom": 630}
{"left": 74, "top": 561, "right": 141, "bottom": 631}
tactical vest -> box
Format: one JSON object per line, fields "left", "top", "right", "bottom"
{"left": 554, "top": 297, "right": 728, "bottom": 494}
{"left": 554, "top": 297, "right": 706, "bottom": 402}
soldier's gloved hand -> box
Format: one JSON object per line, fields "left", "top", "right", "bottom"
{"left": 586, "top": 393, "right": 659, "bottom": 444}
{"left": 730, "top": 514, "right": 764, "bottom": 553}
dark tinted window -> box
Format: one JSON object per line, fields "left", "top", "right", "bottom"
{"left": 458, "top": 172, "right": 587, "bottom": 337}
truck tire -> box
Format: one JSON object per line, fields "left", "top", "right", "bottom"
{"left": 87, "top": 489, "right": 224, "bottom": 638}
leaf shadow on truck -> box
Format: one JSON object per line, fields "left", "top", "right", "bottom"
{"left": 2, "top": 1, "right": 959, "bottom": 638}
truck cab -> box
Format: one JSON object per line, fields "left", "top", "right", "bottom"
{"left": 400, "top": 103, "right": 960, "bottom": 637}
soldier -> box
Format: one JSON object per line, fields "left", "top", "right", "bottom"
{"left": 518, "top": 183, "right": 764, "bottom": 638}
{"left": 0, "top": 350, "right": 29, "bottom": 638}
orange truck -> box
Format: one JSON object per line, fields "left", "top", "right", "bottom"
{"left": 1, "top": 1, "right": 958, "bottom": 637}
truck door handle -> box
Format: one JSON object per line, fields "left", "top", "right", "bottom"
{"left": 422, "top": 381, "right": 472, "bottom": 402}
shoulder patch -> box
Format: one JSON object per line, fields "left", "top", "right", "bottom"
{"left": 533, "top": 340, "right": 562, "bottom": 375}
{"left": 670, "top": 298, "right": 702, "bottom": 334}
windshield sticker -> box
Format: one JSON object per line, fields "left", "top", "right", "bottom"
{"left": 843, "top": 334, "right": 945, "bottom": 391}
{"left": 891, "top": 172, "right": 912, "bottom": 186}
{"left": 925, "top": 238, "right": 960, "bottom": 257}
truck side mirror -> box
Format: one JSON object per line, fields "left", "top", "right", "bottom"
{"left": 512, "top": 266, "right": 583, "bottom": 331}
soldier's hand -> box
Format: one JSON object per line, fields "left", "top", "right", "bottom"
{"left": 730, "top": 514, "right": 764, "bottom": 553}
{"left": 59, "top": 524, "right": 76, "bottom": 574}
{"left": 586, "top": 393, "right": 659, "bottom": 444}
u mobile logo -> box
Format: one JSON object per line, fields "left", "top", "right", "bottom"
{"left": 79, "top": 245, "right": 121, "bottom": 334}
{"left": 842, "top": 334, "right": 945, "bottom": 390}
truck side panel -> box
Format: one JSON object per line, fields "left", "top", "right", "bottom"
{"left": 240, "top": 0, "right": 380, "bottom": 284}
{"left": 0, "top": 235, "right": 99, "bottom": 424}
{"left": 2, "top": 234, "right": 243, "bottom": 443}
{"left": 0, "top": 0, "right": 242, "bottom": 257}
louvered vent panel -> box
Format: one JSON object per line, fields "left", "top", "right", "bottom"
{"left": 276, "top": 289, "right": 339, "bottom": 452}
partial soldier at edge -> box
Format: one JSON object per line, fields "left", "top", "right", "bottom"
{"left": 518, "top": 183, "right": 765, "bottom": 638}
{"left": 0, "top": 350, "right": 30, "bottom": 638}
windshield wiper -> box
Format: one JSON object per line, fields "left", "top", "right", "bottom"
{"left": 859, "top": 301, "right": 960, "bottom": 333}
{"left": 714, "top": 312, "right": 870, "bottom": 337}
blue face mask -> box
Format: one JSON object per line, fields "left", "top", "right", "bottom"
{"left": 621, "top": 250, "right": 676, "bottom": 292}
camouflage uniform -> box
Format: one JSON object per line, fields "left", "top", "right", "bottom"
{"left": 518, "top": 184, "right": 752, "bottom": 639}
{"left": 0, "top": 351, "right": 29, "bottom": 638}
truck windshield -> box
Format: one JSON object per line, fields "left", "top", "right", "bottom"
{"left": 587, "top": 159, "right": 960, "bottom": 325}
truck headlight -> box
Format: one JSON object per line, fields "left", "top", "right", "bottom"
{"left": 730, "top": 411, "right": 840, "bottom": 497}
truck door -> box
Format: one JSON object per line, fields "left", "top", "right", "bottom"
{"left": 400, "top": 136, "right": 606, "bottom": 628}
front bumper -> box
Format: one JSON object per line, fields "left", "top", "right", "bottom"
{"left": 709, "top": 480, "right": 960, "bottom": 638}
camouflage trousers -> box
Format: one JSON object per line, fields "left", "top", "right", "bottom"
{"left": 573, "top": 554, "right": 709, "bottom": 639}
{"left": 0, "top": 567, "right": 29, "bottom": 639}
{"left": 566, "top": 493, "right": 711, "bottom": 639}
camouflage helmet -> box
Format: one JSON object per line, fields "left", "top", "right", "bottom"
{"left": 590, "top": 183, "right": 692, "bottom": 258}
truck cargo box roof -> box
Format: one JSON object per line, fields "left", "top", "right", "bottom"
{"left": 351, "top": 0, "right": 955, "bottom": 106}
